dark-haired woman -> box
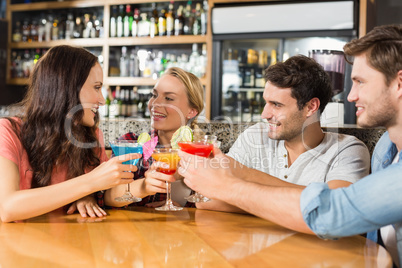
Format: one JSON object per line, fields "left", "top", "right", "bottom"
{"left": 0, "top": 45, "right": 140, "bottom": 222}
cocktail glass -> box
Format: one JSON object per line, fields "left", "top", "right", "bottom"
{"left": 178, "top": 135, "right": 218, "bottom": 203}
{"left": 109, "top": 140, "right": 143, "bottom": 202}
{"left": 152, "top": 147, "right": 182, "bottom": 211}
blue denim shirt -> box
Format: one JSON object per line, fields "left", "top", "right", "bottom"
{"left": 301, "top": 131, "right": 402, "bottom": 264}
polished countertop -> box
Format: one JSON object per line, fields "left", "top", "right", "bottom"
{"left": 0, "top": 208, "right": 392, "bottom": 267}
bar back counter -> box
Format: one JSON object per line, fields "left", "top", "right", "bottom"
{"left": 100, "top": 119, "right": 386, "bottom": 156}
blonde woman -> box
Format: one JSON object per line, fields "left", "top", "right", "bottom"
{"left": 103, "top": 67, "right": 204, "bottom": 208}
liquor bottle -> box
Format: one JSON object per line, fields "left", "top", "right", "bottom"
{"left": 110, "top": 5, "right": 117, "bottom": 37}
{"left": 45, "top": 15, "right": 52, "bottom": 41}
{"left": 21, "top": 20, "right": 30, "bottom": 42}
{"left": 150, "top": 3, "right": 158, "bottom": 38}
{"left": 192, "top": 4, "right": 201, "bottom": 35}
{"left": 33, "top": 48, "right": 40, "bottom": 65}
{"left": 183, "top": 1, "right": 193, "bottom": 35}
{"left": 130, "top": 87, "right": 139, "bottom": 118}
{"left": 82, "top": 13, "right": 92, "bottom": 38}
{"left": 138, "top": 13, "right": 150, "bottom": 37}
{"left": 199, "top": 43, "right": 207, "bottom": 77}
{"left": 30, "top": 20, "right": 38, "bottom": 42}
{"left": 174, "top": 5, "right": 184, "bottom": 36}
{"left": 104, "top": 87, "right": 111, "bottom": 118}
{"left": 137, "top": 94, "right": 145, "bottom": 118}
{"left": 153, "top": 50, "right": 164, "bottom": 79}
{"left": 200, "top": 0, "right": 208, "bottom": 35}
{"left": 51, "top": 17, "right": 59, "bottom": 40}
{"left": 129, "top": 49, "right": 139, "bottom": 77}
{"left": 250, "top": 91, "right": 261, "bottom": 122}
{"left": 38, "top": 17, "right": 45, "bottom": 42}
{"left": 73, "top": 14, "right": 83, "bottom": 38}
{"left": 189, "top": 43, "right": 200, "bottom": 77}
{"left": 109, "top": 86, "right": 120, "bottom": 118}
{"left": 120, "top": 46, "right": 129, "bottom": 77}
{"left": 57, "top": 14, "right": 66, "bottom": 40}
{"left": 158, "top": 9, "right": 166, "bottom": 36}
{"left": 132, "top": 8, "right": 140, "bottom": 37}
{"left": 120, "top": 89, "right": 128, "bottom": 117}
{"left": 116, "top": 5, "right": 124, "bottom": 38}
{"left": 12, "top": 21, "right": 22, "bottom": 42}
{"left": 123, "top": 5, "right": 133, "bottom": 37}
{"left": 144, "top": 93, "right": 151, "bottom": 118}
{"left": 165, "top": 1, "right": 175, "bottom": 36}
{"left": 93, "top": 13, "right": 103, "bottom": 38}
{"left": 243, "top": 67, "right": 255, "bottom": 88}
{"left": 65, "top": 13, "right": 75, "bottom": 39}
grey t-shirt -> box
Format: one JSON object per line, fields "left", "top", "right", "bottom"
{"left": 227, "top": 123, "right": 370, "bottom": 185}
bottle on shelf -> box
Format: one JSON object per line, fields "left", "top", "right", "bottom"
{"left": 12, "top": 21, "right": 22, "bottom": 42}
{"left": 158, "top": 9, "right": 166, "bottom": 36}
{"left": 183, "top": 1, "right": 193, "bottom": 35}
{"left": 116, "top": 5, "right": 124, "bottom": 38}
{"left": 174, "top": 5, "right": 184, "bottom": 36}
{"left": 30, "top": 20, "right": 38, "bottom": 42}
{"left": 199, "top": 43, "right": 207, "bottom": 77}
{"left": 131, "top": 87, "right": 139, "bottom": 118}
{"left": 121, "top": 89, "right": 128, "bottom": 117}
{"left": 192, "top": 4, "right": 201, "bottom": 35}
{"left": 21, "top": 20, "right": 30, "bottom": 42}
{"left": 150, "top": 3, "right": 159, "bottom": 38}
{"left": 51, "top": 16, "right": 59, "bottom": 40}
{"left": 123, "top": 5, "right": 133, "bottom": 37}
{"left": 189, "top": 43, "right": 200, "bottom": 77}
{"left": 132, "top": 8, "right": 140, "bottom": 37}
{"left": 200, "top": 0, "right": 208, "bottom": 35}
{"left": 65, "top": 13, "right": 75, "bottom": 40}
{"left": 129, "top": 48, "right": 139, "bottom": 77}
{"left": 110, "top": 5, "right": 117, "bottom": 37}
{"left": 73, "top": 13, "right": 83, "bottom": 38}
{"left": 138, "top": 13, "right": 150, "bottom": 37}
{"left": 165, "top": 1, "right": 175, "bottom": 36}
{"left": 120, "top": 46, "right": 129, "bottom": 77}
{"left": 109, "top": 87, "right": 120, "bottom": 118}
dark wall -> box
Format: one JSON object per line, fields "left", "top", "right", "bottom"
{"left": 377, "top": 0, "right": 402, "bottom": 25}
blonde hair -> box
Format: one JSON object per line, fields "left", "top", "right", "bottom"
{"left": 163, "top": 67, "right": 204, "bottom": 130}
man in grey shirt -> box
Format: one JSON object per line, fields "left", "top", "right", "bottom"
{"left": 197, "top": 55, "right": 370, "bottom": 212}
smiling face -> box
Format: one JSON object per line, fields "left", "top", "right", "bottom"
{"left": 261, "top": 81, "right": 309, "bottom": 141}
{"left": 148, "top": 74, "right": 197, "bottom": 135}
{"left": 347, "top": 54, "right": 397, "bottom": 129}
{"left": 79, "top": 63, "right": 105, "bottom": 127}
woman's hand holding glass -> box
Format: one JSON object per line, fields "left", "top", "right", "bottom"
{"left": 88, "top": 153, "right": 141, "bottom": 191}
{"left": 142, "top": 162, "right": 177, "bottom": 196}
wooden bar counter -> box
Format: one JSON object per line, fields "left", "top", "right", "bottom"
{"left": 0, "top": 208, "right": 392, "bottom": 267}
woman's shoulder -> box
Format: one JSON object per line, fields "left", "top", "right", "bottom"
{"left": 0, "top": 117, "right": 21, "bottom": 134}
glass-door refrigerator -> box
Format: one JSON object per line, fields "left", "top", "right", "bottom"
{"left": 211, "top": 0, "right": 358, "bottom": 125}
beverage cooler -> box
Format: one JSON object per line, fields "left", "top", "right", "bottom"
{"left": 210, "top": 0, "right": 358, "bottom": 125}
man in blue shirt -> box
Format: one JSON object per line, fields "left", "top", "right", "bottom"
{"left": 178, "top": 24, "right": 402, "bottom": 266}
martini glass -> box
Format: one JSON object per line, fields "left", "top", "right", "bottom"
{"left": 109, "top": 140, "right": 143, "bottom": 202}
{"left": 178, "top": 135, "right": 218, "bottom": 203}
{"left": 151, "top": 147, "right": 182, "bottom": 211}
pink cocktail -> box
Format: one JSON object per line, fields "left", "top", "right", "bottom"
{"left": 178, "top": 135, "right": 218, "bottom": 203}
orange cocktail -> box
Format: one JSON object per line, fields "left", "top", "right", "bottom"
{"left": 151, "top": 147, "right": 182, "bottom": 211}
{"left": 151, "top": 149, "right": 180, "bottom": 175}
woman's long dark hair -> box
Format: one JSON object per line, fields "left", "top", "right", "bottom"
{"left": 8, "top": 45, "right": 101, "bottom": 188}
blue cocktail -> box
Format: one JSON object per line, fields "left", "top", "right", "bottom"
{"left": 109, "top": 140, "right": 143, "bottom": 202}
{"left": 110, "top": 140, "right": 143, "bottom": 165}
